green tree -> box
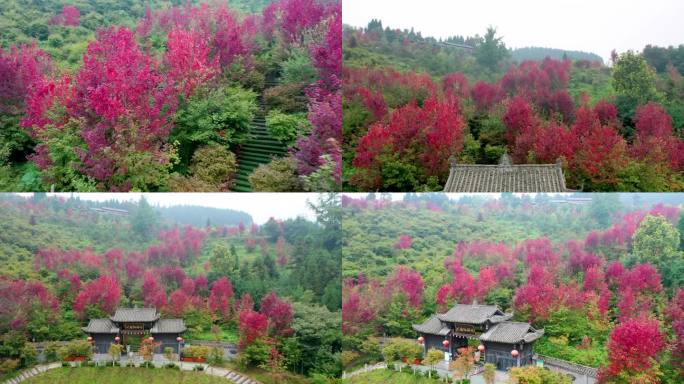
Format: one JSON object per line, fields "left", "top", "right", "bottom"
{"left": 131, "top": 196, "right": 158, "bottom": 242}
{"left": 612, "top": 51, "right": 661, "bottom": 104}
{"left": 483, "top": 363, "right": 496, "bottom": 384}
{"left": 379, "top": 296, "right": 421, "bottom": 337}
{"left": 423, "top": 348, "right": 443, "bottom": 378}
{"left": 208, "top": 244, "right": 233, "bottom": 279}
{"left": 475, "top": 27, "right": 509, "bottom": 72}
{"left": 678, "top": 212, "right": 684, "bottom": 250}
{"left": 108, "top": 343, "right": 123, "bottom": 363}
{"left": 632, "top": 215, "right": 679, "bottom": 265}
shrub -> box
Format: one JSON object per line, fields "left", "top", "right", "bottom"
{"left": 168, "top": 145, "right": 237, "bottom": 191}
{"left": 381, "top": 338, "right": 422, "bottom": 363}
{"left": 266, "top": 110, "right": 310, "bottom": 144}
{"left": 264, "top": 83, "right": 308, "bottom": 113}
{"left": 58, "top": 340, "right": 92, "bottom": 359}
{"left": 249, "top": 157, "right": 303, "bottom": 192}
{"left": 181, "top": 345, "right": 211, "bottom": 359}
{"left": 238, "top": 339, "right": 270, "bottom": 368}
{"left": 44, "top": 342, "right": 59, "bottom": 362}
{"left": 0, "top": 359, "right": 19, "bottom": 374}
{"left": 173, "top": 85, "right": 257, "bottom": 167}
{"left": 208, "top": 346, "right": 224, "bottom": 365}
{"left": 190, "top": 144, "right": 237, "bottom": 189}
{"left": 163, "top": 347, "right": 174, "bottom": 361}
{"left": 281, "top": 49, "right": 318, "bottom": 84}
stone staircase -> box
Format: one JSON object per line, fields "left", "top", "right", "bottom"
{"left": 205, "top": 366, "right": 262, "bottom": 384}
{"left": 4, "top": 362, "right": 60, "bottom": 384}
{"left": 233, "top": 78, "right": 288, "bottom": 192}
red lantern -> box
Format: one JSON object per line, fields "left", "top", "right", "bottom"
{"left": 114, "top": 336, "right": 120, "bottom": 343}
{"left": 511, "top": 349, "right": 519, "bottom": 357}
{"left": 442, "top": 340, "right": 449, "bottom": 347}
{"left": 87, "top": 336, "right": 93, "bottom": 342}
{"left": 417, "top": 336, "right": 424, "bottom": 344}
{"left": 478, "top": 345, "right": 485, "bottom": 352}
{"left": 148, "top": 336, "right": 154, "bottom": 342}
{"left": 176, "top": 337, "right": 183, "bottom": 343}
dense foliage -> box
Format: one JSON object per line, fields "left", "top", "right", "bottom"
{"left": 0, "top": 193, "right": 341, "bottom": 380}
{"left": 341, "top": 193, "right": 684, "bottom": 382}
{"left": 0, "top": 0, "right": 341, "bottom": 191}
{"left": 343, "top": 21, "right": 684, "bottom": 191}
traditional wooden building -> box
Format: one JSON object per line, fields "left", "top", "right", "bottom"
{"left": 412, "top": 304, "right": 544, "bottom": 370}
{"left": 444, "top": 154, "right": 572, "bottom": 192}
{"left": 82, "top": 308, "right": 186, "bottom": 354}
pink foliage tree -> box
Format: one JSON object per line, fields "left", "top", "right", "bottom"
{"left": 73, "top": 275, "right": 121, "bottom": 318}
{"left": 384, "top": 266, "right": 424, "bottom": 307}
{"left": 208, "top": 277, "right": 233, "bottom": 318}
{"left": 394, "top": 234, "right": 413, "bottom": 250}
{"left": 260, "top": 292, "right": 294, "bottom": 337}
{"left": 238, "top": 309, "right": 269, "bottom": 349}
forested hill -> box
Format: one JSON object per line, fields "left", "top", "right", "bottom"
{"left": 158, "top": 205, "right": 253, "bottom": 227}
{"left": 511, "top": 46, "right": 603, "bottom": 63}
{"left": 342, "top": 193, "right": 684, "bottom": 376}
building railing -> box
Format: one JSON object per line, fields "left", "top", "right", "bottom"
{"left": 534, "top": 354, "right": 598, "bottom": 378}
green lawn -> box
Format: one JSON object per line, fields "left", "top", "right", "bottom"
{"left": 343, "top": 369, "right": 446, "bottom": 383}
{"left": 22, "top": 367, "right": 232, "bottom": 384}
{"left": 185, "top": 327, "right": 239, "bottom": 344}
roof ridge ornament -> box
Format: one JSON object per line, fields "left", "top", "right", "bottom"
{"left": 499, "top": 153, "right": 512, "bottom": 167}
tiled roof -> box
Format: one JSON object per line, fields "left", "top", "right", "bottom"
{"left": 437, "top": 304, "right": 506, "bottom": 325}
{"left": 82, "top": 319, "right": 119, "bottom": 334}
{"left": 444, "top": 155, "right": 571, "bottom": 192}
{"left": 150, "top": 319, "right": 187, "bottom": 334}
{"left": 412, "top": 315, "right": 450, "bottom": 336}
{"left": 479, "top": 322, "right": 544, "bottom": 344}
{"left": 110, "top": 308, "right": 159, "bottom": 323}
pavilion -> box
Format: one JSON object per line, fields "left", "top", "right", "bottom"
{"left": 412, "top": 304, "right": 544, "bottom": 370}
{"left": 82, "top": 308, "right": 186, "bottom": 354}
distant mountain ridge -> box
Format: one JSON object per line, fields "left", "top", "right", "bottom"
{"left": 512, "top": 46, "right": 603, "bottom": 63}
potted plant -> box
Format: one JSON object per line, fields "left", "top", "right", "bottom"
{"left": 59, "top": 340, "right": 93, "bottom": 362}
{"left": 181, "top": 346, "right": 210, "bottom": 362}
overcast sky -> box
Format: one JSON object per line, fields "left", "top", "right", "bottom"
{"left": 21, "top": 193, "right": 317, "bottom": 224}
{"left": 343, "top": 0, "right": 684, "bottom": 62}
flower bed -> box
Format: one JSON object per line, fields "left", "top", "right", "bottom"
{"left": 180, "top": 356, "right": 206, "bottom": 363}
{"left": 64, "top": 356, "right": 87, "bottom": 361}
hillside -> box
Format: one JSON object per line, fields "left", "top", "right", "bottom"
{"left": 341, "top": 193, "right": 684, "bottom": 381}
{"left": 0, "top": 193, "right": 342, "bottom": 382}
{"left": 511, "top": 47, "right": 603, "bottom": 63}
{"left": 343, "top": 20, "right": 684, "bottom": 192}
{"left": 0, "top": 0, "right": 341, "bottom": 192}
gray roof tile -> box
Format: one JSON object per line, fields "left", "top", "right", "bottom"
{"left": 150, "top": 319, "right": 187, "bottom": 334}
{"left": 444, "top": 155, "right": 570, "bottom": 192}
{"left": 82, "top": 319, "right": 119, "bottom": 333}
{"left": 437, "top": 304, "right": 506, "bottom": 324}
{"left": 479, "top": 322, "right": 544, "bottom": 344}
{"left": 412, "top": 315, "right": 450, "bottom": 336}
{"left": 110, "top": 308, "right": 159, "bottom": 323}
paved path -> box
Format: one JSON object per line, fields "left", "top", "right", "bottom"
{"left": 205, "top": 366, "right": 262, "bottom": 384}
{"left": 3, "top": 362, "right": 60, "bottom": 384}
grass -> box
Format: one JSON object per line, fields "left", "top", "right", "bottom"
{"left": 22, "top": 367, "right": 232, "bottom": 384}
{"left": 343, "top": 369, "right": 447, "bottom": 383}
{"left": 185, "top": 327, "right": 239, "bottom": 344}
